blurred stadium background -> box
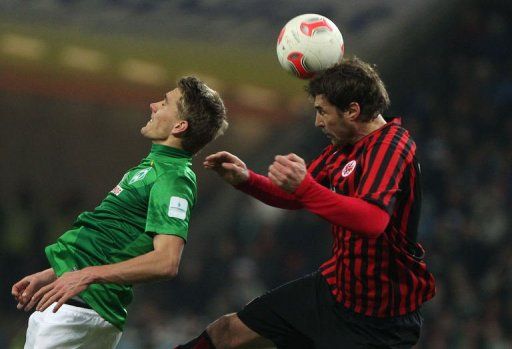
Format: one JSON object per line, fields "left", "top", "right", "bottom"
{"left": 1, "top": 0, "right": 511, "bottom": 347}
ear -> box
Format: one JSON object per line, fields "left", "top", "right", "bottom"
{"left": 346, "top": 102, "right": 361, "bottom": 121}
{"left": 171, "top": 120, "right": 189, "bottom": 136}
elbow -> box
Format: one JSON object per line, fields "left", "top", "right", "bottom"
{"left": 361, "top": 227, "right": 385, "bottom": 239}
{"left": 161, "top": 263, "right": 179, "bottom": 279}
{"left": 353, "top": 212, "right": 389, "bottom": 238}
{"left": 361, "top": 205, "right": 390, "bottom": 238}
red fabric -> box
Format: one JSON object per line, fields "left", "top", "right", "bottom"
{"left": 294, "top": 173, "right": 390, "bottom": 237}
{"left": 236, "top": 170, "right": 389, "bottom": 237}
{"left": 235, "top": 170, "right": 302, "bottom": 209}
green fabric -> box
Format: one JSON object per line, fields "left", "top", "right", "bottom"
{"left": 45, "top": 144, "right": 196, "bottom": 330}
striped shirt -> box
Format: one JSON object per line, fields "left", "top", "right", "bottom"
{"left": 309, "top": 119, "right": 435, "bottom": 317}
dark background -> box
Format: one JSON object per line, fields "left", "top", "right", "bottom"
{"left": 0, "top": 0, "right": 511, "bottom": 347}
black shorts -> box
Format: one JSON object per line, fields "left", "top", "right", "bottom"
{"left": 237, "top": 271, "right": 422, "bottom": 349}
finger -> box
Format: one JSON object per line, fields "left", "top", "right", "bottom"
{"left": 274, "top": 155, "right": 295, "bottom": 167}
{"left": 20, "top": 282, "right": 38, "bottom": 303}
{"left": 12, "top": 279, "right": 29, "bottom": 297}
{"left": 269, "top": 162, "right": 289, "bottom": 179}
{"left": 204, "top": 151, "right": 233, "bottom": 162}
{"left": 32, "top": 283, "right": 54, "bottom": 304}
{"left": 286, "top": 153, "right": 306, "bottom": 165}
{"left": 24, "top": 288, "right": 47, "bottom": 311}
{"left": 221, "top": 162, "right": 242, "bottom": 172}
{"left": 35, "top": 284, "right": 58, "bottom": 311}
{"left": 268, "top": 165, "right": 288, "bottom": 184}
{"left": 37, "top": 288, "right": 60, "bottom": 312}
{"left": 268, "top": 172, "right": 281, "bottom": 187}
{"left": 203, "top": 161, "right": 215, "bottom": 168}
{"left": 53, "top": 294, "right": 71, "bottom": 313}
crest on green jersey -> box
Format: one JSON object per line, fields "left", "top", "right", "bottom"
{"left": 129, "top": 168, "right": 152, "bottom": 184}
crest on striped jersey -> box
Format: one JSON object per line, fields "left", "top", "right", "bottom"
{"left": 341, "top": 160, "right": 356, "bottom": 177}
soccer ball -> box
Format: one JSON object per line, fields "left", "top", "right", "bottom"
{"left": 276, "top": 14, "right": 344, "bottom": 79}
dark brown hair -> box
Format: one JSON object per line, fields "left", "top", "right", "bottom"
{"left": 177, "top": 77, "right": 228, "bottom": 154}
{"left": 306, "top": 57, "right": 390, "bottom": 121}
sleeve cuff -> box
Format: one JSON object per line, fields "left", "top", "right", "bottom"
{"left": 233, "top": 169, "right": 256, "bottom": 190}
{"left": 293, "top": 173, "right": 317, "bottom": 199}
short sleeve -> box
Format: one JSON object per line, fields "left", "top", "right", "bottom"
{"left": 145, "top": 172, "right": 197, "bottom": 241}
{"left": 356, "top": 128, "right": 415, "bottom": 214}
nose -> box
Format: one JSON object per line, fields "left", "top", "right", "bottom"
{"left": 315, "top": 114, "right": 324, "bottom": 128}
{"left": 150, "top": 102, "right": 158, "bottom": 113}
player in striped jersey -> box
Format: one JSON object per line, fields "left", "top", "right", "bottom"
{"left": 175, "top": 57, "right": 435, "bottom": 349}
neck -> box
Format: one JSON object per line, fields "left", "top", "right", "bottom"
{"left": 352, "top": 114, "right": 387, "bottom": 143}
{"left": 152, "top": 137, "right": 183, "bottom": 149}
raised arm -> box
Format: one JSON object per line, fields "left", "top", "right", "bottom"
{"left": 204, "top": 151, "right": 301, "bottom": 209}
{"left": 269, "top": 153, "right": 390, "bottom": 237}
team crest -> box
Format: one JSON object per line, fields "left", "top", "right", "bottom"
{"left": 341, "top": 160, "right": 356, "bottom": 177}
{"left": 129, "top": 168, "right": 152, "bottom": 184}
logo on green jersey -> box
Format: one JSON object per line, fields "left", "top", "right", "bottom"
{"left": 168, "top": 196, "right": 188, "bottom": 220}
{"left": 129, "top": 168, "right": 152, "bottom": 184}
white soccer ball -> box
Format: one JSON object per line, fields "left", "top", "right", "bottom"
{"left": 276, "top": 14, "right": 344, "bottom": 79}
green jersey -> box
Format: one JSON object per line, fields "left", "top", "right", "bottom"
{"left": 45, "top": 144, "right": 197, "bottom": 330}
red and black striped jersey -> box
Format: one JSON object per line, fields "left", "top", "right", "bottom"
{"left": 309, "top": 119, "right": 435, "bottom": 317}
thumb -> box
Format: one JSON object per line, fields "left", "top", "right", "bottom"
{"left": 12, "top": 279, "right": 29, "bottom": 297}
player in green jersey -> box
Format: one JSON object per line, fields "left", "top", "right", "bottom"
{"left": 11, "top": 76, "right": 228, "bottom": 348}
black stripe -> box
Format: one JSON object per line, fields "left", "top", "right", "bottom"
{"left": 376, "top": 136, "right": 413, "bottom": 205}
{"left": 404, "top": 263, "right": 415, "bottom": 313}
{"left": 348, "top": 233, "right": 356, "bottom": 308}
{"left": 393, "top": 165, "right": 411, "bottom": 233}
{"left": 386, "top": 243, "right": 398, "bottom": 316}
{"left": 371, "top": 236, "right": 384, "bottom": 316}
{"left": 309, "top": 146, "right": 334, "bottom": 179}
{"left": 406, "top": 158, "right": 422, "bottom": 242}
{"left": 357, "top": 126, "right": 392, "bottom": 195}
{"left": 368, "top": 128, "right": 407, "bottom": 195}
{"left": 360, "top": 238, "right": 369, "bottom": 314}
{"left": 339, "top": 227, "right": 347, "bottom": 301}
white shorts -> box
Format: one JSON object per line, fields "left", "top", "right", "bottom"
{"left": 24, "top": 303, "right": 122, "bottom": 349}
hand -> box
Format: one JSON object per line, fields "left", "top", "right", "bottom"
{"left": 33, "top": 269, "right": 93, "bottom": 313}
{"left": 12, "top": 269, "right": 57, "bottom": 311}
{"left": 204, "top": 151, "right": 249, "bottom": 186}
{"left": 268, "top": 153, "right": 307, "bottom": 193}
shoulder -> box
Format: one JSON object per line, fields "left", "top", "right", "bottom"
{"left": 153, "top": 162, "right": 197, "bottom": 189}
{"left": 366, "top": 124, "right": 416, "bottom": 161}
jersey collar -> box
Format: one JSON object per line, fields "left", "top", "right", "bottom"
{"left": 148, "top": 144, "right": 192, "bottom": 159}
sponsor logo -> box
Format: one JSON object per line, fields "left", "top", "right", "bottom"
{"left": 168, "top": 196, "right": 188, "bottom": 220}
{"left": 110, "top": 185, "right": 123, "bottom": 196}
{"left": 341, "top": 160, "right": 356, "bottom": 177}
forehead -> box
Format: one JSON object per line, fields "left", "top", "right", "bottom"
{"left": 166, "top": 88, "right": 182, "bottom": 99}
{"left": 314, "top": 94, "right": 335, "bottom": 109}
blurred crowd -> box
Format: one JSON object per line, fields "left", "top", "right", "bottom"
{"left": 1, "top": 0, "right": 511, "bottom": 348}
{"left": 396, "top": 2, "right": 512, "bottom": 348}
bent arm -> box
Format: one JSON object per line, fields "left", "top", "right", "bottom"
{"left": 33, "top": 234, "right": 185, "bottom": 312}
{"left": 235, "top": 170, "right": 302, "bottom": 209}
{"left": 83, "top": 234, "right": 184, "bottom": 284}
{"left": 295, "top": 174, "right": 390, "bottom": 237}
